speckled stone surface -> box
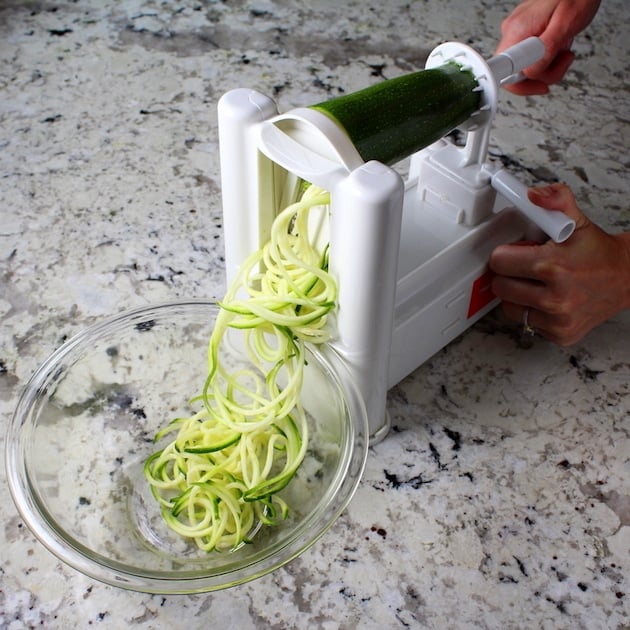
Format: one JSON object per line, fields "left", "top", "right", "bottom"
{"left": 1, "top": 1, "right": 628, "bottom": 628}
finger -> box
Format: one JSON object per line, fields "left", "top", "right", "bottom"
{"left": 500, "top": 301, "right": 545, "bottom": 334}
{"left": 501, "top": 302, "right": 558, "bottom": 341}
{"left": 501, "top": 302, "right": 578, "bottom": 346}
{"left": 524, "top": 50, "right": 575, "bottom": 87}
{"left": 496, "top": 15, "right": 533, "bottom": 54}
{"left": 501, "top": 49, "right": 572, "bottom": 95}
{"left": 502, "top": 79, "right": 550, "bottom": 96}
{"left": 527, "top": 183, "right": 591, "bottom": 229}
{"left": 491, "top": 274, "right": 546, "bottom": 306}
{"left": 501, "top": 301, "right": 533, "bottom": 327}
{"left": 489, "top": 242, "right": 546, "bottom": 279}
{"left": 527, "top": 182, "right": 575, "bottom": 210}
{"left": 523, "top": 39, "right": 573, "bottom": 76}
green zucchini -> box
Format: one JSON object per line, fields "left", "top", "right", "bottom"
{"left": 311, "top": 61, "right": 480, "bottom": 165}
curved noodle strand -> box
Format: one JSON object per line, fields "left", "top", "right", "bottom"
{"left": 144, "top": 184, "right": 334, "bottom": 551}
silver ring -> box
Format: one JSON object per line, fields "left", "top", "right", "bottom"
{"left": 522, "top": 308, "right": 536, "bottom": 336}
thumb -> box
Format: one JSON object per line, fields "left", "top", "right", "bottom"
{"left": 528, "top": 183, "right": 591, "bottom": 230}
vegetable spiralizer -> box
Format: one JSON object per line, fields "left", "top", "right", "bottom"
{"left": 217, "top": 37, "right": 575, "bottom": 442}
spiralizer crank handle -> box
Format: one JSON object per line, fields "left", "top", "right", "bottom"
{"left": 489, "top": 169, "right": 575, "bottom": 243}
{"left": 487, "top": 36, "right": 546, "bottom": 84}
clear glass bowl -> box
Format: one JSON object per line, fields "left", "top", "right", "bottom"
{"left": 6, "top": 300, "right": 368, "bottom": 594}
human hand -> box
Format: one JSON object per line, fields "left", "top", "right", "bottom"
{"left": 497, "top": 0, "right": 601, "bottom": 95}
{"left": 489, "top": 183, "right": 630, "bottom": 346}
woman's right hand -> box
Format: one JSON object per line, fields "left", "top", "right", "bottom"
{"left": 497, "top": 0, "right": 601, "bottom": 95}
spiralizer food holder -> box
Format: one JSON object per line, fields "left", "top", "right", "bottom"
{"left": 218, "top": 37, "right": 575, "bottom": 442}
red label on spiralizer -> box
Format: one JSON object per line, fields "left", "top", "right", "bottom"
{"left": 467, "top": 269, "right": 496, "bottom": 318}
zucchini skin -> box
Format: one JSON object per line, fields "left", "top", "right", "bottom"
{"left": 311, "top": 62, "right": 480, "bottom": 166}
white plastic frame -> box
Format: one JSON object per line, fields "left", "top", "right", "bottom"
{"left": 217, "top": 37, "right": 572, "bottom": 441}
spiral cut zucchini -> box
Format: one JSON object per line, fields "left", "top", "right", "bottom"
{"left": 144, "top": 185, "right": 334, "bottom": 552}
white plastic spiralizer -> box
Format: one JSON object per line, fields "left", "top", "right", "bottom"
{"left": 217, "top": 37, "right": 575, "bottom": 442}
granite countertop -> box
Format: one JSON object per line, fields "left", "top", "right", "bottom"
{"left": 1, "top": 1, "right": 628, "bottom": 628}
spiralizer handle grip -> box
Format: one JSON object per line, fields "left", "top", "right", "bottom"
{"left": 490, "top": 169, "right": 575, "bottom": 243}
{"left": 487, "top": 36, "right": 545, "bottom": 84}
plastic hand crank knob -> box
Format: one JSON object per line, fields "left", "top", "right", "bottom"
{"left": 489, "top": 168, "right": 575, "bottom": 243}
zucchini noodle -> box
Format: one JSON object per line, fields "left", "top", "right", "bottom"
{"left": 144, "top": 184, "right": 334, "bottom": 552}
